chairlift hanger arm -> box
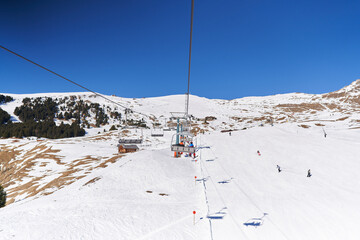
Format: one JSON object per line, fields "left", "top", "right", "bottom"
{"left": 185, "top": 0, "right": 194, "bottom": 116}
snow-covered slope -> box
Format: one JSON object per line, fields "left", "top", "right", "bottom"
{"left": 1, "top": 80, "right": 360, "bottom": 239}
{"left": 1, "top": 125, "right": 360, "bottom": 239}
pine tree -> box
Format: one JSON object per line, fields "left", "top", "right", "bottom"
{"left": 0, "top": 185, "right": 6, "bottom": 208}
{"left": 109, "top": 125, "right": 117, "bottom": 131}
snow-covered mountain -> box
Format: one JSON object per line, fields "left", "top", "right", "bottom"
{"left": 0, "top": 80, "right": 360, "bottom": 239}
{"left": 1, "top": 79, "right": 360, "bottom": 134}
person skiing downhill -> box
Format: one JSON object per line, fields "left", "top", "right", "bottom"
{"left": 323, "top": 128, "right": 327, "bottom": 138}
{"left": 307, "top": 169, "right": 312, "bottom": 177}
{"left": 277, "top": 165, "right": 281, "bottom": 173}
{"left": 257, "top": 150, "right": 261, "bottom": 156}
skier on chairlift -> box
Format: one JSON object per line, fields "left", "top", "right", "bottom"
{"left": 179, "top": 141, "right": 184, "bottom": 155}
{"left": 189, "top": 141, "right": 195, "bottom": 158}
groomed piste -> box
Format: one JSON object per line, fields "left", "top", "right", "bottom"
{"left": 1, "top": 122, "right": 360, "bottom": 240}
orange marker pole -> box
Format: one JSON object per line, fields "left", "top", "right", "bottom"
{"left": 195, "top": 176, "right": 197, "bottom": 186}
{"left": 193, "top": 211, "right": 196, "bottom": 225}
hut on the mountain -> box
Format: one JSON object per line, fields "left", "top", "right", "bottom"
{"left": 118, "top": 144, "right": 139, "bottom": 153}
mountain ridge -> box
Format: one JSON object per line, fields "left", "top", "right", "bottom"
{"left": 0, "top": 79, "right": 359, "bottom": 137}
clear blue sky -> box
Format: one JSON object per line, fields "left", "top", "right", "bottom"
{"left": 1, "top": 0, "right": 360, "bottom": 99}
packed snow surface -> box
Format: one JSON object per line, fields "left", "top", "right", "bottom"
{"left": 1, "top": 124, "right": 360, "bottom": 239}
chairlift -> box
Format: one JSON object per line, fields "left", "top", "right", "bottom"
{"left": 151, "top": 128, "right": 164, "bottom": 137}
{"left": 171, "top": 132, "right": 196, "bottom": 154}
{"left": 169, "top": 112, "right": 195, "bottom": 156}
{"left": 118, "top": 126, "right": 143, "bottom": 144}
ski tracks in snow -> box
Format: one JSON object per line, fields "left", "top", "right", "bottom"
{"left": 197, "top": 134, "right": 293, "bottom": 240}
{"left": 197, "top": 135, "right": 249, "bottom": 240}
{"left": 135, "top": 214, "right": 193, "bottom": 240}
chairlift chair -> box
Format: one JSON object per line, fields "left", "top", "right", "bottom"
{"left": 169, "top": 112, "right": 195, "bottom": 155}
{"left": 118, "top": 126, "right": 143, "bottom": 144}
{"left": 171, "top": 132, "right": 196, "bottom": 154}
{"left": 151, "top": 128, "right": 164, "bottom": 137}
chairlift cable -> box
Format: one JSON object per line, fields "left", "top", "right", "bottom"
{"left": 185, "top": 0, "right": 194, "bottom": 117}
{"left": 0, "top": 44, "right": 149, "bottom": 119}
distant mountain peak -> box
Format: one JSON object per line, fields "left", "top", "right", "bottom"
{"left": 345, "top": 79, "right": 360, "bottom": 92}
{"left": 322, "top": 79, "right": 360, "bottom": 100}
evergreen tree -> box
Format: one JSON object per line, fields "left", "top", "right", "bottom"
{"left": 0, "top": 108, "right": 11, "bottom": 124}
{"left": 0, "top": 95, "right": 14, "bottom": 104}
{"left": 58, "top": 112, "right": 64, "bottom": 119}
{"left": 109, "top": 125, "right": 117, "bottom": 131}
{"left": 0, "top": 185, "right": 6, "bottom": 208}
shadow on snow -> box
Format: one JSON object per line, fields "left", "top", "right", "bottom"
{"left": 243, "top": 213, "right": 268, "bottom": 227}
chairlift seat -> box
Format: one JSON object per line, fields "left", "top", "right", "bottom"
{"left": 119, "top": 139, "right": 143, "bottom": 144}
{"left": 151, "top": 133, "right": 164, "bottom": 137}
{"left": 151, "top": 128, "right": 164, "bottom": 137}
{"left": 171, "top": 144, "right": 196, "bottom": 153}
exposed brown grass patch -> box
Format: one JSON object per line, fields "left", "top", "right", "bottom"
{"left": 0, "top": 139, "right": 125, "bottom": 205}
{"left": 322, "top": 92, "right": 346, "bottom": 99}
{"left": 336, "top": 116, "right": 349, "bottom": 121}
{"left": 252, "top": 116, "right": 267, "bottom": 122}
{"left": 96, "top": 155, "right": 123, "bottom": 168}
{"left": 191, "top": 126, "right": 201, "bottom": 136}
{"left": 83, "top": 177, "right": 101, "bottom": 186}
{"left": 324, "top": 103, "right": 340, "bottom": 110}
{"left": 276, "top": 103, "right": 325, "bottom": 113}
{"left": 230, "top": 116, "right": 246, "bottom": 122}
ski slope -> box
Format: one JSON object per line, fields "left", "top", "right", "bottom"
{"left": 197, "top": 125, "right": 360, "bottom": 240}
{"left": 1, "top": 124, "right": 360, "bottom": 239}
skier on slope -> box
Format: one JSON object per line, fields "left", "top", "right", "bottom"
{"left": 257, "top": 150, "right": 261, "bottom": 156}
{"left": 277, "top": 165, "right": 281, "bottom": 173}
{"left": 307, "top": 169, "right": 312, "bottom": 177}
{"left": 322, "top": 128, "right": 327, "bottom": 138}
